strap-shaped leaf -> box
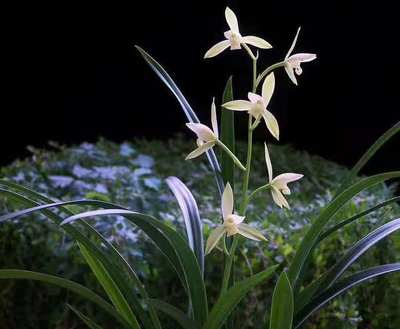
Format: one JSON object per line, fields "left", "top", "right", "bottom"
{"left": 60, "top": 208, "right": 209, "bottom": 326}
{"left": 203, "top": 265, "right": 278, "bottom": 329}
{"left": 221, "top": 76, "right": 235, "bottom": 188}
{"left": 135, "top": 46, "right": 224, "bottom": 195}
{"left": 148, "top": 299, "right": 201, "bottom": 329}
{"left": 166, "top": 176, "right": 204, "bottom": 274}
{"left": 317, "top": 196, "right": 400, "bottom": 244}
{"left": 0, "top": 184, "right": 159, "bottom": 329}
{"left": 0, "top": 269, "right": 130, "bottom": 328}
{"left": 67, "top": 304, "right": 104, "bottom": 329}
{"left": 296, "top": 217, "right": 400, "bottom": 313}
{"left": 336, "top": 121, "right": 400, "bottom": 194}
{"left": 269, "top": 272, "right": 293, "bottom": 329}
{"left": 294, "top": 263, "right": 400, "bottom": 328}
{"left": 287, "top": 171, "right": 400, "bottom": 288}
{"left": 78, "top": 243, "right": 140, "bottom": 329}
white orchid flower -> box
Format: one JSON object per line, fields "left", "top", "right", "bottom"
{"left": 186, "top": 99, "right": 219, "bottom": 160}
{"left": 205, "top": 183, "right": 267, "bottom": 255}
{"left": 222, "top": 73, "right": 279, "bottom": 140}
{"left": 264, "top": 143, "right": 303, "bottom": 209}
{"left": 204, "top": 7, "right": 272, "bottom": 59}
{"left": 284, "top": 27, "right": 317, "bottom": 85}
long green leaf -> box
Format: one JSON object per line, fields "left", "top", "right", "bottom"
{"left": 135, "top": 46, "right": 224, "bottom": 195}
{"left": 67, "top": 304, "right": 104, "bottom": 329}
{"left": 60, "top": 208, "right": 209, "bottom": 326}
{"left": 337, "top": 121, "right": 400, "bottom": 194}
{"left": 78, "top": 243, "right": 140, "bottom": 329}
{"left": 166, "top": 176, "right": 204, "bottom": 274}
{"left": 0, "top": 184, "right": 159, "bottom": 329}
{"left": 296, "top": 217, "right": 400, "bottom": 313}
{"left": 287, "top": 171, "right": 400, "bottom": 288}
{"left": 0, "top": 269, "right": 129, "bottom": 328}
{"left": 148, "top": 299, "right": 201, "bottom": 329}
{"left": 203, "top": 266, "right": 278, "bottom": 329}
{"left": 294, "top": 263, "right": 400, "bottom": 328}
{"left": 268, "top": 272, "right": 293, "bottom": 329}
{"left": 221, "top": 76, "right": 235, "bottom": 188}
{"left": 317, "top": 196, "right": 400, "bottom": 244}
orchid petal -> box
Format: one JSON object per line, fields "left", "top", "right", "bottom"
{"left": 186, "top": 123, "right": 215, "bottom": 141}
{"left": 223, "top": 100, "right": 253, "bottom": 111}
{"left": 237, "top": 223, "right": 268, "bottom": 241}
{"left": 264, "top": 143, "right": 273, "bottom": 183}
{"left": 271, "top": 186, "right": 289, "bottom": 209}
{"left": 262, "top": 110, "right": 280, "bottom": 140}
{"left": 288, "top": 53, "right": 317, "bottom": 63}
{"left": 204, "top": 40, "right": 230, "bottom": 59}
{"left": 285, "top": 27, "right": 301, "bottom": 59}
{"left": 247, "top": 92, "right": 264, "bottom": 104}
{"left": 211, "top": 98, "right": 219, "bottom": 139}
{"left": 224, "top": 30, "right": 232, "bottom": 39}
{"left": 284, "top": 64, "right": 298, "bottom": 85}
{"left": 261, "top": 72, "right": 275, "bottom": 106}
{"left": 205, "top": 226, "right": 225, "bottom": 255}
{"left": 272, "top": 173, "right": 303, "bottom": 188}
{"left": 230, "top": 214, "right": 245, "bottom": 225}
{"left": 225, "top": 7, "right": 239, "bottom": 33}
{"left": 241, "top": 36, "right": 272, "bottom": 49}
{"left": 222, "top": 182, "right": 234, "bottom": 219}
{"left": 185, "top": 141, "right": 215, "bottom": 160}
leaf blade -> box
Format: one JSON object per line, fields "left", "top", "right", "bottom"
{"left": 269, "top": 272, "right": 294, "bottom": 329}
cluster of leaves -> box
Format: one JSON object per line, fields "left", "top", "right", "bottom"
{"left": 1, "top": 138, "right": 399, "bottom": 328}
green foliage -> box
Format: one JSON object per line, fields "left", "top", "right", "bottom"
{"left": 1, "top": 138, "right": 399, "bottom": 328}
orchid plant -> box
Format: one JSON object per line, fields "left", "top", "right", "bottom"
{"left": 1, "top": 5, "right": 399, "bottom": 329}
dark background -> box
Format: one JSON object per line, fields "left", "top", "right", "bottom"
{"left": 2, "top": 0, "right": 399, "bottom": 175}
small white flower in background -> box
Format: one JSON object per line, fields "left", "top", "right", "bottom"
{"left": 264, "top": 143, "right": 303, "bottom": 208}
{"left": 204, "top": 7, "right": 272, "bottom": 59}
{"left": 284, "top": 27, "right": 317, "bottom": 85}
{"left": 186, "top": 99, "right": 219, "bottom": 159}
{"left": 222, "top": 73, "right": 279, "bottom": 140}
{"left": 205, "top": 183, "right": 267, "bottom": 254}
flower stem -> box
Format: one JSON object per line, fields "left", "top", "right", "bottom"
{"left": 255, "top": 61, "right": 285, "bottom": 90}
{"left": 248, "top": 183, "right": 271, "bottom": 203}
{"left": 216, "top": 140, "right": 246, "bottom": 171}
{"left": 221, "top": 55, "right": 258, "bottom": 296}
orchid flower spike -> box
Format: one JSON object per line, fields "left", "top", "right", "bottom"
{"left": 204, "top": 7, "right": 272, "bottom": 59}
{"left": 222, "top": 73, "right": 279, "bottom": 140}
{"left": 205, "top": 183, "right": 267, "bottom": 255}
{"left": 186, "top": 99, "right": 219, "bottom": 160}
{"left": 264, "top": 143, "right": 303, "bottom": 209}
{"left": 284, "top": 27, "right": 317, "bottom": 85}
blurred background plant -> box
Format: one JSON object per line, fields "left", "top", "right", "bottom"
{"left": 1, "top": 137, "right": 398, "bottom": 329}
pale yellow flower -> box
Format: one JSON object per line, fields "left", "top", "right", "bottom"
{"left": 186, "top": 99, "right": 219, "bottom": 160}
{"left": 222, "top": 73, "right": 279, "bottom": 140}
{"left": 284, "top": 27, "right": 317, "bottom": 85}
{"left": 264, "top": 143, "right": 303, "bottom": 208}
{"left": 205, "top": 183, "right": 267, "bottom": 254}
{"left": 204, "top": 7, "right": 272, "bottom": 58}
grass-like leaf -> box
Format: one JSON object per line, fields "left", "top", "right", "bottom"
{"left": 287, "top": 171, "right": 400, "bottom": 288}
{"left": 336, "top": 121, "right": 400, "bottom": 194}
{"left": 294, "top": 263, "right": 400, "bottom": 328}
{"left": 0, "top": 182, "right": 159, "bottom": 329}
{"left": 317, "top": 196, "right": 400, "bottom": 244}
{"left": 148, "top": 299, "right": 201, "bottom": 329}
{"left": 0, "top": 269, "right": 130, "bottom": 328}
{"left": 60, "top": 207, "right": 209, "bottom": 326}
{"left": 67, "top": 304, "right": 104, "bottom": 329}
{"left": 78, "top": 243, "right": 140, "bottom": 329}
{"left": 204, "top": 265, "right": 278, "bottom": 329}
{"left": 135, "top": 46, "right": 224, "bottom": 195}
{"left": 268, "top": 272, "right": 293, "bottom": 329}
{"left": 166, "top": 176, "right": 204, "bottom": 274}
